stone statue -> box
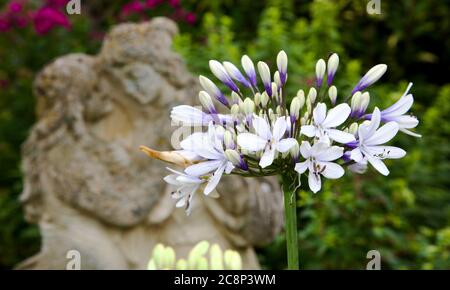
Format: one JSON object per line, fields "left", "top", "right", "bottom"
{"left": 17, "top": 18, "right": 283, "bottom": 270}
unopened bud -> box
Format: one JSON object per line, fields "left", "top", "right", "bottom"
{"left": 231, "top": 91, "right": 241, "bottom": 104}
{"left": 308, "top": 87, "right": 317, "bottom": 104}
{"left": 209, "top": 244, "right": 224, "bottom": 270}
{"left": 243, "top": 98, "right": 255, "bottom": 115}
{"left": 327, "top": 53, "right": 339, "bottom": 86}
{"left": 260, "top": 91, "right": 269, "bottom": 108}
{"left": 276, "top": 105, "right": 282, "bottom": 115}
{"left": 289, "top": 141, "right": 300, "bottom": 160}
{"left": 241, "top": 55, "right": 257, "bottom": 87}
{"left": 199, "top": 91, "right": 216, "bottom": 113}
{"left": 223, "top": 131, "right": 235, "bottom": 149}
{"left": 199, "top": 75, "right": 228, "bottom": 107}
{"left": 257, "top": 61, "right": 272, "bottom": 96}
{"left": 276, "top": 50, "right": 288, "bottom": 85}
{"left": 360, "top": 92, "right": 370, "bottom": 114}
{"left": 254, "top": 92, "right": 261, "bottom": 107}
{"left": 348, "top": 122, "right": 359, "bottom": 135}
{"left": 274, "top": 71, "right": 282, "bottom": 88}
{"left": 315, "top": 59, "right": 326, "bottom": 87}
{"left": 328, "top": 85, "right": 337, "bottom": 105}
{"left": 352, "top": 64, "right": 387, "bottom": 94}
{"left": 231, "top": 104, "right": 240, "bottom": 118}
{"left": 290, "top": 97, "right": 301, "bottom": 119}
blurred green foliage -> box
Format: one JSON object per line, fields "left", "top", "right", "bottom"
{"left": 0, "top": 0, "right": 449, "bottom": 269}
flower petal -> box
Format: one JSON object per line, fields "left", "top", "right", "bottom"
{"left": 272, "top": 117, "right": 287, "bottom": 141}
{"left": 316, "top": 145, "right": 343, "bottom": 161}
{"left": 164, "top": 174, "right": 180, "bottom": 186}
{"left": 360, "top": 108, "right": 381, "bottom": 140}
{"left": 295, "top": 161, "right": 309, "bottom": 174}
{"left": 327, "top": 129, "right": 355, "bottom": 144}
{"left": 253, "top": 115, "right": 271, "bottom": 140}
{"left": 382, "top": 95, "right": 413, "bottom": 116}
{"left": 320, "top": 162, "right": 345, "bottom": 179}
{"left": 391, "top": 115, "right": 419, "bottom": 129}
{"left": 313, "top": 103, "right": 327, "bottom": 124}
{"left": 171, "top": 105, "right": 212, "bottom": 126}
{"left": 276, "top": 138, "right": 298, "bottom": 153}
{"left": 185, "top": 160, "right": 223, "bottom": 176}
{"left": 308, "top": 170, "right": 321, "bottom": 193}
{"left": 365, "top": 121, "right": 399, "bottom": 145}
{"left": 259, "top": 147, "right": 276, "bottom": 168}
{"left": 204, "top": 164, "right": 226, "bottom": 195}
{"left": 300, "top": 141, "right": 312, "bottom": 158}
{"left": 300, "top": 125, "right": 316, "bottom": 137}
{"left": 366, "top": 154, "right": 389, "bottom": 176}
{"left": 350, "top": 148, "right": 363, "bottom": 162}
{"left": 237, "top": 133, "right": 267, "bottom": 151}
{"left": 366, "top": 145, "right": 406, "bottom": 159}
{"left": 322, "top": 103, "right": 351, "bottom": 128}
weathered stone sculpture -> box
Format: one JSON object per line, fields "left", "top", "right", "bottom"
{"left": 17, "top": 18, "right": 283, "bottom": 270}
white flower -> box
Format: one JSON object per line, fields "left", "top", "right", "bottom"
{"left": 237, "top": 116, "right": 298, "bottom": 168}
{"left": 181, "top": 123, "right": 235, "bottom": 194}
{"left": 164, "top": 168, "right": 204, "bottom": 215}
{"left": 350, "top": 107, "right": 406, "bottom": 176}
{"left": 300, "top": 102, "right": 355, "bottom": 144}
{"left": 294, "top": 141, "right": 345, "bottom": 193}
{"left": 379, "top": 82, "right": 421, "bottom": 137}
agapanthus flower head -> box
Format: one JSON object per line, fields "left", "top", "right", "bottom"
{"left": 141, "top": 50, "right": 421, "bottom": 214}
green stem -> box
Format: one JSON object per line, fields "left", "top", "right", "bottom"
{"left": 282, "top": 174, "right": 299, "bottom": 270}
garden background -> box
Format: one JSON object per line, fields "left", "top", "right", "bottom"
{"left": 0, "top": 0, "right": 449, "bottom": 269}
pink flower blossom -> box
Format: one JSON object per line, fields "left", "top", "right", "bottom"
{"left": 45, "top": 0, "right": 70, "bottom": 9}
{"left": 0, "top": 15, "right": 11, "bottom": 32}
{"left": 145, "top": 0, "right": 163, "bottom": 8}
{"left": 33, "top": 7, "right": 70, "bottom": 35}
{"left": 121, "top": 1, "right": 145, "bottom": 17}
{"left": 168, "top": 0, "right": 180, "bottom": 8}
{"left": 185, "top": 12, "right": 196, "bottom": 24}
{"left": 8, "top": 1, "right": 23, "bottom": 13}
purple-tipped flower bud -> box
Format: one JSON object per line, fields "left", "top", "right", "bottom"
{"left": 315, "top": 59, "right": 326, "bottom": 87}
{"left": 327, "top": 53, "right": 339, "bottom": 86}
{"left": 276, "top": 50, "right": 288, "bottom": 85}
{"left": 209, "top": 60, "right": 240, "bottom": 92}
{"left": 225, "top": 149, "right": 248, "bottom": 171}
{"left": 223, "top": 131, "right": 235, "bottom": 149}
{"left": 241, "top": 55, "right": 257, "bottom": 87}
{"left": 199, "top": 91, "right": 216, "bottom": 114}
{"left": 257, "top": 61, "right": 272, "bottom": 96}
{"left": 223, "top": 61, "right": 251, "bottom": 88}
{"left": 199, "top": 75, "right": 229, "bottom": 107}
{"left": 352, "top": 64, "right": 387, "bottom": 94}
